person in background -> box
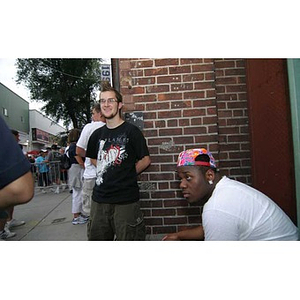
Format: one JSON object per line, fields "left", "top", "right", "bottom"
{"left": 46, "top": 144, "right": 60, "bottom": 193}
{"left": 4, "top": 129, "right": 27, "bottom": 235}
{"left": 162, "top": 148, "right": 299, "bottom": 241}
{"left": 35, "top": 149, "right": 50, "bottom": 192}
{"left": 0, "top": 118, "right": 34, "bottom": 240}
{"left": 67, "top": 128, "right": 87, "bottom": 225}
{"left": 59, "top": 147, "right": 69, "bottom": 189}
{"left": 76, "top": 103, "right": 106, "bottom": 218}
{"left": 86, "top": 85, "right": 151, "bottom": 240}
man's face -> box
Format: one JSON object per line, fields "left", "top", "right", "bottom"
{"left": 177, "top": 166, "right": 211, "bottom": 205}
{"left": 99, "top": 91, "right": 122, "bottom": 119}
{"left": 91, "top": 108, "right": 102, "bottom": 122}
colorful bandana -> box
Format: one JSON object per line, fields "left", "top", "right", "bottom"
{"left": 177, "top": 148, "right": 216, "bottom": 168}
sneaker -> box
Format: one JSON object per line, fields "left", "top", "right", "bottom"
{"left": 0, "top": 228, "right": 16, "bottom": 240}
{"left": 42, "top": 189, "right": 46, "bottom": 194}
{"left": 72, "top": 215, "right": 88, "bottom": 225}
{"left": 54, "top": 186, "right": 59, "bottom": 194}
{"left": 6, "top": 219, "right": 25, "bottom": 229}
{"left": 80, "top": 214, "right": 89, "bottom": 221}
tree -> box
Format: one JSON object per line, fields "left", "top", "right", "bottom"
{"left": 15, "top": 58, "right": 102, "bottom": 129}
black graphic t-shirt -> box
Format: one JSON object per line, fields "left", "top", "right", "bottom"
{"left": 86, "top": 121, "right": 149, "bottom": 204}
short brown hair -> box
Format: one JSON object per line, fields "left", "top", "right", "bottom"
{"left": 101, "top": 85, "right": 122, "bottom": 103}
{"left": 68, "top": 128, "right": 81, "bottom": 143}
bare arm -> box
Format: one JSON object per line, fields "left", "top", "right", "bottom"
{"left": 0, "top": 171, "right": 34, "bottom": 209}
{"left": 136, "top": 156, "right": 151, "bottom": 175}
{"left": 76, "top": 146, "right": 86, "bottom": 158}
{"left": 162, "top": 225, "right": 205, "bottom": 241}
{"left": 91, "top": 158, "right": 97, "bottom": 167}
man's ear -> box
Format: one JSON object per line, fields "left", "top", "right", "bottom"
{"left": 118, "top": 102, "right": 123, "bottom": 110}
{"left": 205, "top": 169, "right": 215, "bottom": 182}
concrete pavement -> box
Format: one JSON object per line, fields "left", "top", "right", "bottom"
{"left": 8, "top": 186, "right": 88, "bottom": 241}
{"left": 7, "top": 185, "right": 164, "bottom": 241}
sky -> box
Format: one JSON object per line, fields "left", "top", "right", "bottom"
{"left": 0, "top": 58, "right": 43, "bottom": 111}
{"left": 0, "top": 58, "right": 111, "bottom": 112}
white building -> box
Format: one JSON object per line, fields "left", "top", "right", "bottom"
{"left": 29, "top": 109, "right": 66, "bottom": 151}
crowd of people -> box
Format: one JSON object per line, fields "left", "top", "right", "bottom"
{"left": 1, "top": 85, "right": 299, "bottom": 241}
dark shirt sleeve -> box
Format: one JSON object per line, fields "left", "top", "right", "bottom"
{"left": 0, "top": 116, "right": 31, "bottom": 189}
{"left": 131, "top": 125, "right": 150, "bottom": 160}
{"left": 68, "top": 143, "right": 79, "bottom": 164}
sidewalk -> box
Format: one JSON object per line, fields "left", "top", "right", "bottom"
{"left": 7, "top": 186, "right": 163, "bottom": 241}
{"left": 8, "top": 187, "right": 88, "bottom": 241}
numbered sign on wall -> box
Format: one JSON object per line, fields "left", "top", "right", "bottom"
{"left": 101, "top": 64, "right": 112, "bottom": 85}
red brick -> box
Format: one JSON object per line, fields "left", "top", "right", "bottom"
{"left": 155, "top": 58, "right": 179, "bottom": 66}
{"left": 159, "top": 128, "right": 183, "bottom": 136}
{"left": 184, "top": 91, "right": 205, "bottom": 99}
{"left": 164, "top": 217, "right": 188, "bottom": 225}
{"left": 169, "top": 65, "right": 191, "bottom": 74}
{"left": 146, "top": 102, "right": 170, "bottom": 111}
{"left": 192, "top": 64, "right": 213, "bottom": 72}
{"left": 171, "top": 83, "right": 193, "bottom": 91}
{"left": 158, "top": 92, "right": 183, "bottom": 101}
{"left": 146, "top": 85, "right": 169, "bottom": 93}
{"left": 152, "top": 209, "right": 176, "bottom": 216}
{"left": 157, "top": 75, "right": 181, "bottom": 83}
{"left": 180, "top": 58, "right": 203, "bottom": 64}
{"left": 131, "top": 59, "right": 154, "bottom": 68}
{"left": 144, "top": 67, "right": 168, "bottom": 76}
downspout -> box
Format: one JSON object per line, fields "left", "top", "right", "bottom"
{"left": 287, "top": 59, "right": 300, "bottom": 228}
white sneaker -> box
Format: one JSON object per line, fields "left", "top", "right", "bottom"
{"left": 72, "top": 215, "right": 88, "bottom": 225}
{"left": 0, "top": 227, "right": 16, "bottom": 240}
{"left": 42, "top": 189, "right": 46, "bottom": 194}
{"left": 6, "top": 219, "right": 25, "bottom": 229}
{"left": 54, "top": 186, "right": 59, "bottom": 194}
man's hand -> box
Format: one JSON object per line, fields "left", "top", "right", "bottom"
{"left": 162, "top": 233, "right": 181, "bottom": 241}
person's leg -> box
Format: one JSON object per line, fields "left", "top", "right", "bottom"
{"left": 72, "top": 187, "right": 83, "bottom": 218}
{"left": 0, "top": 210, "right": 16, "bottom": 240}
{"left": 82, "top": 178, "right": 95, "bottom": 217}
{"left": 114, "top": 202, "right": 146, "bottom": 241}
{"left": 87, "top": 201, "right": 114, "bottom": 240}
{"left": 6, "top": 206, "right": 25, "bottom": 229}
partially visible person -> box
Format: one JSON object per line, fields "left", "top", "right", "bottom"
{"left": 35, "top": 149, "right": 50, "bottom": 192}
{"left": 46, "top": 144, "right": 60, "bottom": 193}
{"left": 86, "top": 85, "right": 151, "bottom": 240}
{"left": 162, "top": 148, "right": 299, "bottom": 241}
{"left": 76, "top": 103, "right": 106, "bottom": 218}
{"left": 67, "top": 128, "right": 87, "bottom": 225}
{"left": 27, "top": 154, "right": 36, "bottom": 174}
{"left": 59, "top": 147, "right": 69, "bottom": 189}
{"left": 0, "top": 117, "right": 34, "bottom": 240}
{"left": 4, "top": 129, "right": 27, "bottom": 233}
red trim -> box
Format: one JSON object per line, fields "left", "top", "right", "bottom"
{"left": 194, "top": 161, "right": 211, "bottom": 167}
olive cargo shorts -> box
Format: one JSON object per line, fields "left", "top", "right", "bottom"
{"left": 87, "top": 200, "right": 146, "bottom": 241}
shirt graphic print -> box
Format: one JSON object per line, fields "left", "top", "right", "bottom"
{"left": 96, "top": 135, "right": 128, "bottom": 185}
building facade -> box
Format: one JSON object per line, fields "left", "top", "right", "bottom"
{"left": 112, "top": 58, "right": 300, "bottom": 235}
{"left": 0, "top": 82, "right": 30, "bottom": 149}
{"left": 0, "top": 83, "right": 66, "bottom": 152}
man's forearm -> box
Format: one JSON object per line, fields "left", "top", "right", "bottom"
{"left": 177, "top": 225, "right": 205, "bottom": 240}
{"left": 0, "top": 171, "right": 34, "bottom": 209}
{"left": 136, "top": 156, "right": 151, "bottom": 175}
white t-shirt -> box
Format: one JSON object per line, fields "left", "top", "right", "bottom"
{"left": 202, "top": 176, "right": 299, "bottom": 241}
{"left": 76, "top": 121, "right": 105, "bottom": 179}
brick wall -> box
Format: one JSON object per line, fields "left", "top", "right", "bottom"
{"left": 117, "top": 58, "right": 251, "bottom": 235}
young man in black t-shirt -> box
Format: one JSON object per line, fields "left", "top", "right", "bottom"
{"left": 86, "top": 86, "right": 151, "bottom": 240}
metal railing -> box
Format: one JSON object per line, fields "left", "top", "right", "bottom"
{"left": 31, "top": 160, "right": 69, "bottom": 194}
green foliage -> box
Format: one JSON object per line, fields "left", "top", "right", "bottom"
{"left": 15, "top": 58, "right": 102, "bottom": 129}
